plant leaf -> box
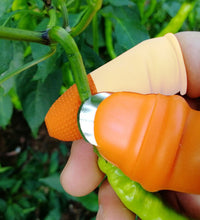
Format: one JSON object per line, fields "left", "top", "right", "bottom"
{"left": 102, "top": 5, "right": 149, "bottom": 55}
{"left": 5, "top": 205, "right": 15, "bottom": 220}
{"left": 1, "top": 41, "right": 24, "bottom": 94}
{"left": 16, "top": 67, "right": 62, "bottom": 136}
{"left": 0, "top": 178, "right": 16, "bottom": 190}
{"left": 76, "top": 192, "right": 98, "bottom": 212}
{"left": 44, "top": 209, "right": 61, "bottom": 220}
{"left": 39, "top": 174, "right": 66, "bottom": 194}
{"left": 0, "top": 39, "right": 13, "bottom": 74}
{"left": 31, "top": 43, "right": 62, "bottom": 82}
{"left": 49, "top": 151, "right": 59, "bottom": 174}
{"left": 0, "top": 164, "right": 12, "bottom": 173}
{"left": 0, "top": 199, "right": 6, "bottom": 212}
{"left": 106, "top": 0, "right": 134, "bottom": 7}
{"left": 40, "top": 174, "right": 99, "bottom": 212}
{"left": 0, "top": 0, "right": 13, "bottom": 17}
{"left": 0, "top": 93, "right": 13, "bottom": 128}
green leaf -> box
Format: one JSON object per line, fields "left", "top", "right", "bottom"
{"left": 39, "top": 174, "right": 66, "bottom": 194}
{"left": 0, "top": 164, "right": 12, "bottom": 173}
{"left": 44, "top": 209, "right": 61, "bottom": 220}
{"left": 49, "top": 151, "right": 59, "bottom": 174}
{"left": 40, "top": 152, "right": 49, "bottom": 163}
{"left": 48, "top": 190, "right": 61, "bottom": 210}
{"left": 0, "top": 11, "right": 17, "bottom": 26}
{"left": 17, "top": 150, "right": 28, "bottom": 167}
{"left": 0, "top": 93, "right": 13, "bottom": 128}
{"left": 0, "top": 40, "right": 13, "bottom": 74}
{"left": 39, "top": 174, "right": 99, "bottom": 212}
{"left": 22, "top": 207, "right": 36, "bottom": 215}
{"left": 0, "top": 178, "right": 16, "bottom": 190}
{"left": 1, "top": 41, "right": 24, "bottom": 94}
{"left": 102, "top": 5, "right": 149, "bottom": 54}
{"left": 59, "top": 142, "right": 69, "bottom": 157}
{"left": 31, "top": 43, "right": 62, "bottom": 81}
{"left": 0, "top": 199, "right": 6, "bottom": 212}
{"left": 16, "top": 67, "right": 62, "bottom": 136}
{"left": 29, "top": 19, "right": 62, "bottom": 81}
{"left": 18, "top": 198, "right": 31, "bottom": 209}
{"left": 80, "top": 44, "right": 105, "bottom": 72}
{"left": 24, "top": 180, "right": 40, "bottom": 194}
{"left": 34, "top": 0, "right": 44, "bottom": 9}
{"left": 69, "top": 10, "right": 86, "bottom": 27}
{"left": 163, "top": 1, "right": 182, "bottom": 17}
{"left": 106, "top": 0, "right": 134, "bottom": 7}
{"left": 9, "top": 87, "right": 22, "bottom": 110}
{"left": 0, "top": 0, "right": 13, "bottom": 17}
{"left": 76, "top": 192, "right": 99, "bottom": 212}
{"left": 12, "top": 204, "right": 24, "bottom": 218}
{"left": 10, "top": 180, "right": 23, "bottom": 194}
{"left": 114, "top": 6, "right": 149, "bottom": 53}
{"left": 5, "top": 205, "right": 15, "bottom": 220}
{"left": 33, "top": 191, "right": 47, "bottom": 202}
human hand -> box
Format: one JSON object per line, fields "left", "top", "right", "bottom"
{"left": 60, "top": 139, "right": 200, "bottom": 220}
{"left": 46, "top": 31, "right": 200, "bottom": 219}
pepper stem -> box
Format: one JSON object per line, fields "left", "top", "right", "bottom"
{"left": 48, "top": 26, "right": 91, "bottom": 102}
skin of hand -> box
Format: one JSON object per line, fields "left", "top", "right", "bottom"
{"left": 60, "top": 32, "right": 200, "bottom": 220}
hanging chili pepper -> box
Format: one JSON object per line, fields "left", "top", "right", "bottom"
{"left": 156, "top": 1, "right": 196, "bottom": 37}
{"left": 98, "top": 155, "right": 188, "bottom": 220}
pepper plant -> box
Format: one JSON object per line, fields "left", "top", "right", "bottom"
{"left": 0, "top": 0, "right": 199, "bottom": 219}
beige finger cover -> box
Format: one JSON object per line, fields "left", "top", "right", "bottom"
{"left": 91, "top": 33, "right": 187, "bottom": 95}
{"left": 45, "top": 33, "right": 187, "bottom": 141}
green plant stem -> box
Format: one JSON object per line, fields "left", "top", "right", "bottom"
{"left": 47, "top": 6, "right": 57, "bottom": 29}
{"left": 105, "top": 17, "right": 117, "bottom": 59}
{"left": 58, "top": 0, "right": 70, "bottom": 29}
{"left": 92, "top": 13, "right": 99, "bottom": 55}
{"left": 142, "top": 0, "right": 156, "bottom": 24}
{"left": 0, "top": 26, "right": 50, "bottom": 45}
{"left": 70, "top": 0, "right": 102, "bottom": 37}
{"left": 48, "top": 26, "right": 91, "bottom": 102}
{"left": 156, "top": 1, "right": 196, "bottom": 37}
{"left": 71, "top": 0, "right": 81, "bottom": 13}
{"left": 0, "top": 47, "right": 56, "bottom": 84}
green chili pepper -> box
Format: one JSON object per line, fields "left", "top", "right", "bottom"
{"left": 156, "top": 1, "right": 196, "bottom": 37}
{"left": 92, "top": 13, "right": 99, "bottom": 55}
{"left": 70, "top": 0, "right": 102, "bottom": 37}
{"left": 98, "top": 156, "right": 189, "bottom": 220}
{"left": 105, "top": 17, "right": 117, "bottom": 59}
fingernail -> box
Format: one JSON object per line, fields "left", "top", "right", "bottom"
{"left": 96, "top": 205, "right": 104, "bottom": 220}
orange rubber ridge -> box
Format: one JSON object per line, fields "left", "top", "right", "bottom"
{"left": 94, "top": 92, "right": 200, "bottom": 193}
{"left": 45, "top": 74, "right": 97, "bottom": 141}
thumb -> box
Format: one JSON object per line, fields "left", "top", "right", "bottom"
{"left": 175, "top": 31, "right": 200, "bottom": 98}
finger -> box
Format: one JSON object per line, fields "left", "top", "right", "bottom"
{"left": 161, "top": 191, "right": 200, "bottom": 220}
{"left": 175, "top": 32, "right": 200, "bottom": 98}
{"left": 176, "top": 192, "right": 200, "bottom": 220}
{"left": 96, "top": 180, "right": 136, "bottom": 220}
{"left": 60, "top": 139, "right": 104, "bottom": 196}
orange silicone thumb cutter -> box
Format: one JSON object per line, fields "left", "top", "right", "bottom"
{"left": 78, "top": 92, "right": 200, "bottom": 194}
{"left": 45, "top": 33, "right": 187, "bottom": 142}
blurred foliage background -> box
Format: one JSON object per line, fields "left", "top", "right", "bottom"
{"left": 0, "top": 0, "right": 199, "bottom": 219}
